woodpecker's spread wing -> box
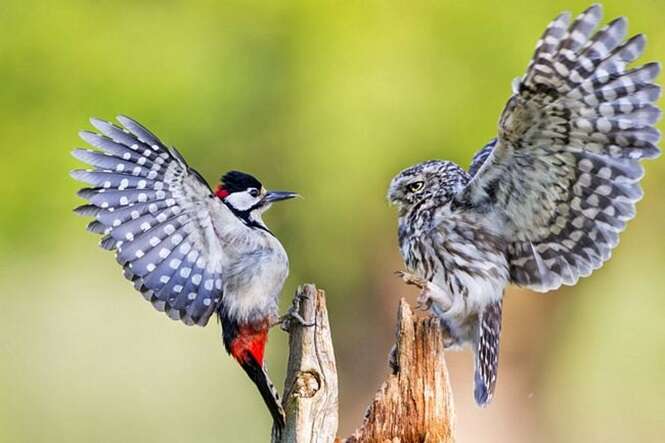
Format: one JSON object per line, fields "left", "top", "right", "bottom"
{"left": 72, "top": 116, "right": 235, "bottom": 326}
{"left": 460, "top": 5, "right": 661, "bottom": 292}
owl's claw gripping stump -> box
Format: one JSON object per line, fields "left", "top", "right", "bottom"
{"left": 396, "top": 271, "right": 431, "bottom": 310}
{"left": 276, "top": 291, "right": 316, "bottom": 331}
{"left": 415, "top": 291, "right": 434, "bottom": 311}
{"left": 395, "top": 270, "right": 428, "bottom": 289}
{"left": 396, "top": 270, "right": 451, "bottom": 312}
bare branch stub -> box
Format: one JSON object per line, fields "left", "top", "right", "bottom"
{"left": 273, "top": 284, "right": 339, "bottom": 443}
{"left": 343, "top": 299, "right": 455, "bottom": 443}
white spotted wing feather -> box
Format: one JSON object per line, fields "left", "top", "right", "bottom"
{"left": 71, "top": 116, "right": 236, "bottom": 326}
{"left": 463, "top": 5, "right": 660, "bottom": 291}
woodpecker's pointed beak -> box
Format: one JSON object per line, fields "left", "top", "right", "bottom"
{"left": 263, "top": 191, "right": 299, "bottom": 203}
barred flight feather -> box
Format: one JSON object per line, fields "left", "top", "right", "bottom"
{"left": 474, "top": 300, "right": 502, "bottom": 406}
{"left": 465, "top": 4, "right": 660, "bottom": 292}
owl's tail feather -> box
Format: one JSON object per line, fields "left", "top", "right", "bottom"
{"left": 473, "top": 300, "right": 503, "bottom": 406}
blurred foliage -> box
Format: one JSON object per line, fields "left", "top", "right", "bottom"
{"left": 0, "top": 1, "right": 663, "bottom": 442}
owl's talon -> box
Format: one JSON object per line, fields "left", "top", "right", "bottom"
{"left": 395, "top": 270, "right": 427, "bottom": 289}
{"left": 415, "top": 288, "right": 434, "bottom": 311}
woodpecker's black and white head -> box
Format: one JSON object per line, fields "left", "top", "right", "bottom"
{"left": 215, "top": 170, "right": 298, "bottom": 229}
{"left": 387, "top": 160, "right": 469, "bottom": 216}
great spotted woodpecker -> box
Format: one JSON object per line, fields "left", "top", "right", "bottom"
{"left": 71, "top": 115, "right": 299, "bottom": 431}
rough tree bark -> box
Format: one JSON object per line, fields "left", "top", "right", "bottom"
{"left": 273, "top": 284, "right": 455, "bottom": 443}
{"left": 342, "top": 299, "right": 456, "bottom": 443}
{"left": 272, "top": 284, "right": 339, "bottom": 443}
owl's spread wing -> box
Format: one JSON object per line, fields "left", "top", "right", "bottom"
{"left": 460, "top": 5, "right": 661, "bottom": 291}
{"left": 71, "top": 116, "right": 236, "bottom": 325}
{"left": 468, "top": 138, "right": 497, "bottom": 177}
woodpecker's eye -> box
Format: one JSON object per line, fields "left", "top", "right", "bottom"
{"left": 248, "top": 188, "right": 260, "bottom": 198}
{"left": 407, "top": 181, "right": 424, "bottom": 193}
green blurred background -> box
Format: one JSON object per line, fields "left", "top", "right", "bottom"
{"left": 1, "top": 1, "right": 663, "bottom": 441}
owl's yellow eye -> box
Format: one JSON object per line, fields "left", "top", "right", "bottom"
{"left": 407, "top": 181, "right": 424, "bottom": 193}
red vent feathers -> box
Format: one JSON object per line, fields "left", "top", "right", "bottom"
{"left": 229, "top": 326, "right": 269, "bottom": 365}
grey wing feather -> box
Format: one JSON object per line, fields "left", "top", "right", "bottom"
{"left": 461, "top": 5, "right": 661, "bottom": 292}
{"left": 71, "top": 116, "right": 233, "bottom": 326}
{"left": 468, "top": 139, "right": 497, "bottom": 177}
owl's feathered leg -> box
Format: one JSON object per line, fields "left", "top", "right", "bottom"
{"left": 473, "top": 300, "right": 503, "bottom": 406}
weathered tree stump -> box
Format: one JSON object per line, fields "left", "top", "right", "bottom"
{"left": 274, "top": 284, "right": 455, "bottom": 443}
{"left": 273, "top": 285, "right": 339, "bottom": 443}
{"left": 343, "top": 299, "right": 455, "bottom": 443}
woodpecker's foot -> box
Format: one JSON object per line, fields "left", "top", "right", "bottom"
{"left": 278, "top": 311, "right": 315, "bottom": 332}
{"left": 277, "top": 292, "right": 316, "bottom": 331}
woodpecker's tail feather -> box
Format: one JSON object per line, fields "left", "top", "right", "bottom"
{"left": 220, "top": 314, "right": 285, "bottom": 433}
{"left": 238, "top": 355, "right": 286, "bottom": 433}
{"left": 473, "top": 300, "right": 502, "bottom": 406}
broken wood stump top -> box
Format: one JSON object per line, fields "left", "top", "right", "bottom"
{"left": 275, "top": 286, "right": 455, "bottom": 443}
{"left": 273, "top": 284, "right": 339, "bottom": 443}
{"left": 343, "top": 299, "right": 455, "bottom": 443}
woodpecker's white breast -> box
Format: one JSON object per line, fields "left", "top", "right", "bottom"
{"left": 210, "top": 205, "right": 289, "bottom": 325}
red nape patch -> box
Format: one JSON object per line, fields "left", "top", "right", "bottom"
{"left": 215, "top": 185, "right": 230, "bottom": 199}
{"left": 230, "top": 326, "right": 269, "bottom": 365}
